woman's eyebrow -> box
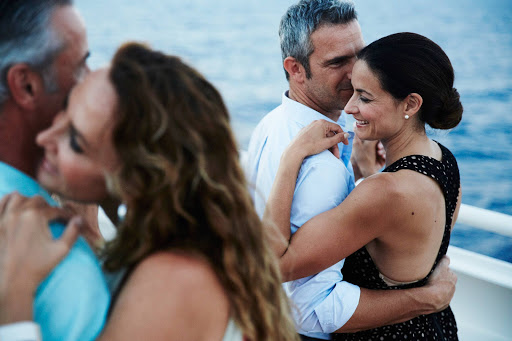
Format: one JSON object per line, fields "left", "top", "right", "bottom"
{"left": 355, "top": 87, "right": 372, "bottom": 95}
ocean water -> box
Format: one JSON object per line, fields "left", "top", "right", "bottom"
{"left": 76, "top": 0, "right": 512, "bottom": 262}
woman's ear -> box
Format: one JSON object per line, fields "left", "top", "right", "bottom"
{"left": 6, "top": 63, "right": 45, "bottom": 111}
{"left": 404, "top": 93, "right": 423, "bottom": 118}
{"left": 283, "top": 56, "right": 306, "bottom": 84}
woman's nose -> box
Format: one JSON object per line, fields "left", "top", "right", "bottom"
{"left": 36, "top": 111, "right": 65, "bottom": 148}
{"left": 344, "top": 95, "right": 357, "bottom": 115}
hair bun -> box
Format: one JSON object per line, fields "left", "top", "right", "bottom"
{"left": 428, "top": 87, "right": 463, "bottom": 130}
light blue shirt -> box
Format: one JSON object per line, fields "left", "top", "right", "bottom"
{"left": 246, "top": 92, "right": 360, "bottom": 340}
{"left": 0, "top": 162, "right": 110, "bottom": 341}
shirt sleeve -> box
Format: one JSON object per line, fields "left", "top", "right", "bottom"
{"left": 301, "top": 265, "right": 361, "bottom": 333}
{"left": 287, "top": 153, "right": 360, "bottom": 334}
{"left": 34, "top": 223, "right": 111, "bottom": 341}
{"left": 290, "top": 153, "right": 352, "bottom": 232}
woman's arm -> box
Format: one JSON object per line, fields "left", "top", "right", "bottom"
{"left": 263, "top": 119, "right": 349, "bottom": 256}
{"left": 338, "top": 256, "right": 457, "bottom": 332}
{"left": 279, "top": 175, "right": 394, "bottom": 281}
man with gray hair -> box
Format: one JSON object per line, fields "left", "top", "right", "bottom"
{"left": 246, "top": 0, "right": 456, "bottom": 340}
{"left": 0, "top": 1, "right": 109, "bottom": 340}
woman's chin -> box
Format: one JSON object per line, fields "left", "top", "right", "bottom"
{"left": 354, "top": 126, "right": 367, "bottom": 139}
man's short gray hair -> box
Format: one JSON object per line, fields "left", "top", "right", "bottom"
{"left": 0, "top": 0, "right": 73, "bottom": 105}
{"left": 279, "top": 0, "right": 357, "bottom": 80}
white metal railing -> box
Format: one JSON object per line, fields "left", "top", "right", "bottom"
{"left": 457, "top": 203, "right": 512, "bottom": 238}
{"left": 449, "top": 204, "right": 512, "bottom": 341}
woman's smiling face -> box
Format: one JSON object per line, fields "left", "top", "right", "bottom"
{"left": 35, "top": 68, "right": 121, "bottom": 203}
{"left": 344, "top": 60, "right": 407, "bottom": 142}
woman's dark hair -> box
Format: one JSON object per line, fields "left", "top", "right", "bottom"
{"left": 357, "top": 32, "right": 463, "bottom": 129}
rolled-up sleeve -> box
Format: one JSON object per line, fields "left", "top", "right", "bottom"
{"left": 287, "top": 260, "right": 360, "bottom": 335}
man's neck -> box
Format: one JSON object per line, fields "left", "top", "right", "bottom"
{"left": 287, "top": 88, "right": 341, "bottom": 122}
{"left": 0, "top": 103, "right": 41, "bottom": 178}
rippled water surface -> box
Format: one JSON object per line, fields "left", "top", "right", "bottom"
{"left": 76, "top": 0, "right": 512, "bottom": 262}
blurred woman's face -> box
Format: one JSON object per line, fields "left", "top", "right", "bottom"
{"left": 36, "top": 68, "right": 120, "bottom": 203}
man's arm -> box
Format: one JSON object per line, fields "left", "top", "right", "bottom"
{"left": 337, "top": 256, "right": 456, "bottom": 332}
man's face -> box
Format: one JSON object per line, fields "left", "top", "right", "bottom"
{"left": 37, "top": 5, "right": 89, "bottom": 133}
{"left": 303, "top": 21, "right": 364, "bottom": 120}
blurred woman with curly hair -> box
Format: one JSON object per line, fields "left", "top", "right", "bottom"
{"left": 0, "top": 42, "right": 299, "bottom": 341}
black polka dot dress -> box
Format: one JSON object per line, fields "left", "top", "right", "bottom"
{"left": 333, "top": 142, "right": 460, "bottom": 341}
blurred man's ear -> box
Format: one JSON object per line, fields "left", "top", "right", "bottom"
{"left": 6, "top": 64, "right": 45, "bottom": 110}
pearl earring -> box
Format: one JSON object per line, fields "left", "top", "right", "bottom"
{"left": 405, "top": 114, "right": 410, "bottom": 120}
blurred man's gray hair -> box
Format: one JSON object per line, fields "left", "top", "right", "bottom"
{"left": 279, "top": 0, "right": 357, "bottom": 80}
{"left": 0, "top": 0, "right": 73, "bottom": 104}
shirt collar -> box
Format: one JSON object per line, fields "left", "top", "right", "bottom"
{"left": 0, "top": 162, "right": 56, "bottom": 205}
{"left": 281, "top": 91, "right": 354, "bottom": 169}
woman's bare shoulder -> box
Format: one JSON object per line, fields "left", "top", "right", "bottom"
{"left": 356, "top": 170, "right": 437, "bottom": 222}
{"left": 102, "top": 251, "right": 229, "bottom": 340}
{"left": 127, "top": 251, "right": 228, "bottom": 302}
{"left": 134, "top": 251, "right": 215, "bottom": 280}
{"left": 354, "top": 172, "right": 409, "bottom": 203}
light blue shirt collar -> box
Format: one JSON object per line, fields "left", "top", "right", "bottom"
{"left": 0, "top": 162, "right": 56, "bottom": 205}
{"left": 281, "top": 91, "right": 353, "bottom": 168}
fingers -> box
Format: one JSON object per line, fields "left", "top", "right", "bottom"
{"left": 0, "top": 195, "right": 10, "bottom": 216}
{"left": 59, "top": 216, "right": 83, "bottom": 252}
{"left": 329, "top": 144, "right": 341, "bottom": 159}
{"left": 322, "top": 132, "right": 347, "bottom": 159}
{"left": 433, "top": 256, "right": 452, "bottom": 277}
{"left": 314, "top": 119, "right": 350, "bottom": 147}
{"left": 292, "top": 119, "right": 351, "bottom": 158}
{"left": 376, "top": 141, "right": 385, "bottom": 157}
{"left": 438, "top": 255, "right": 450, "bottom": 267}
{"left": 423, "top": 255, "right": 457, "bottom": 312}
{"left": 0, "top": 192, "right": 24, "bottom": 217}
{"left": 319, "top": 120, "right": 349, "bottom": 144}
{"left": 318, "top": 119, "right": 344, "bottom": 135}
{"left": 0, "top": 193, "right": 50, "bottom": 213}
{"left": 77, "top": 216, "right": 105, "bottom": 252}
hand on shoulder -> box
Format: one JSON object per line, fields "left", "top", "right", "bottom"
{"left": 286, "top": 119, "right": 350, "bottom": 160}
{"left": 0, "top": 193, "right": 82, "bottom": 324}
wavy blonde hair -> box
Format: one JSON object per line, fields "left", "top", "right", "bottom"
{"left": 102, "top": 43, "right": 299, "bottom": 341}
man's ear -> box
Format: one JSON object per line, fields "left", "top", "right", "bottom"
{"left": 404, "top": 93, "right": 423, "bottom": 118}
{"left": 283, "top": 56, "right": 306, "bottom": 84}
{"left": 6, "top": 64, "right": 45, "bottom": 110}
